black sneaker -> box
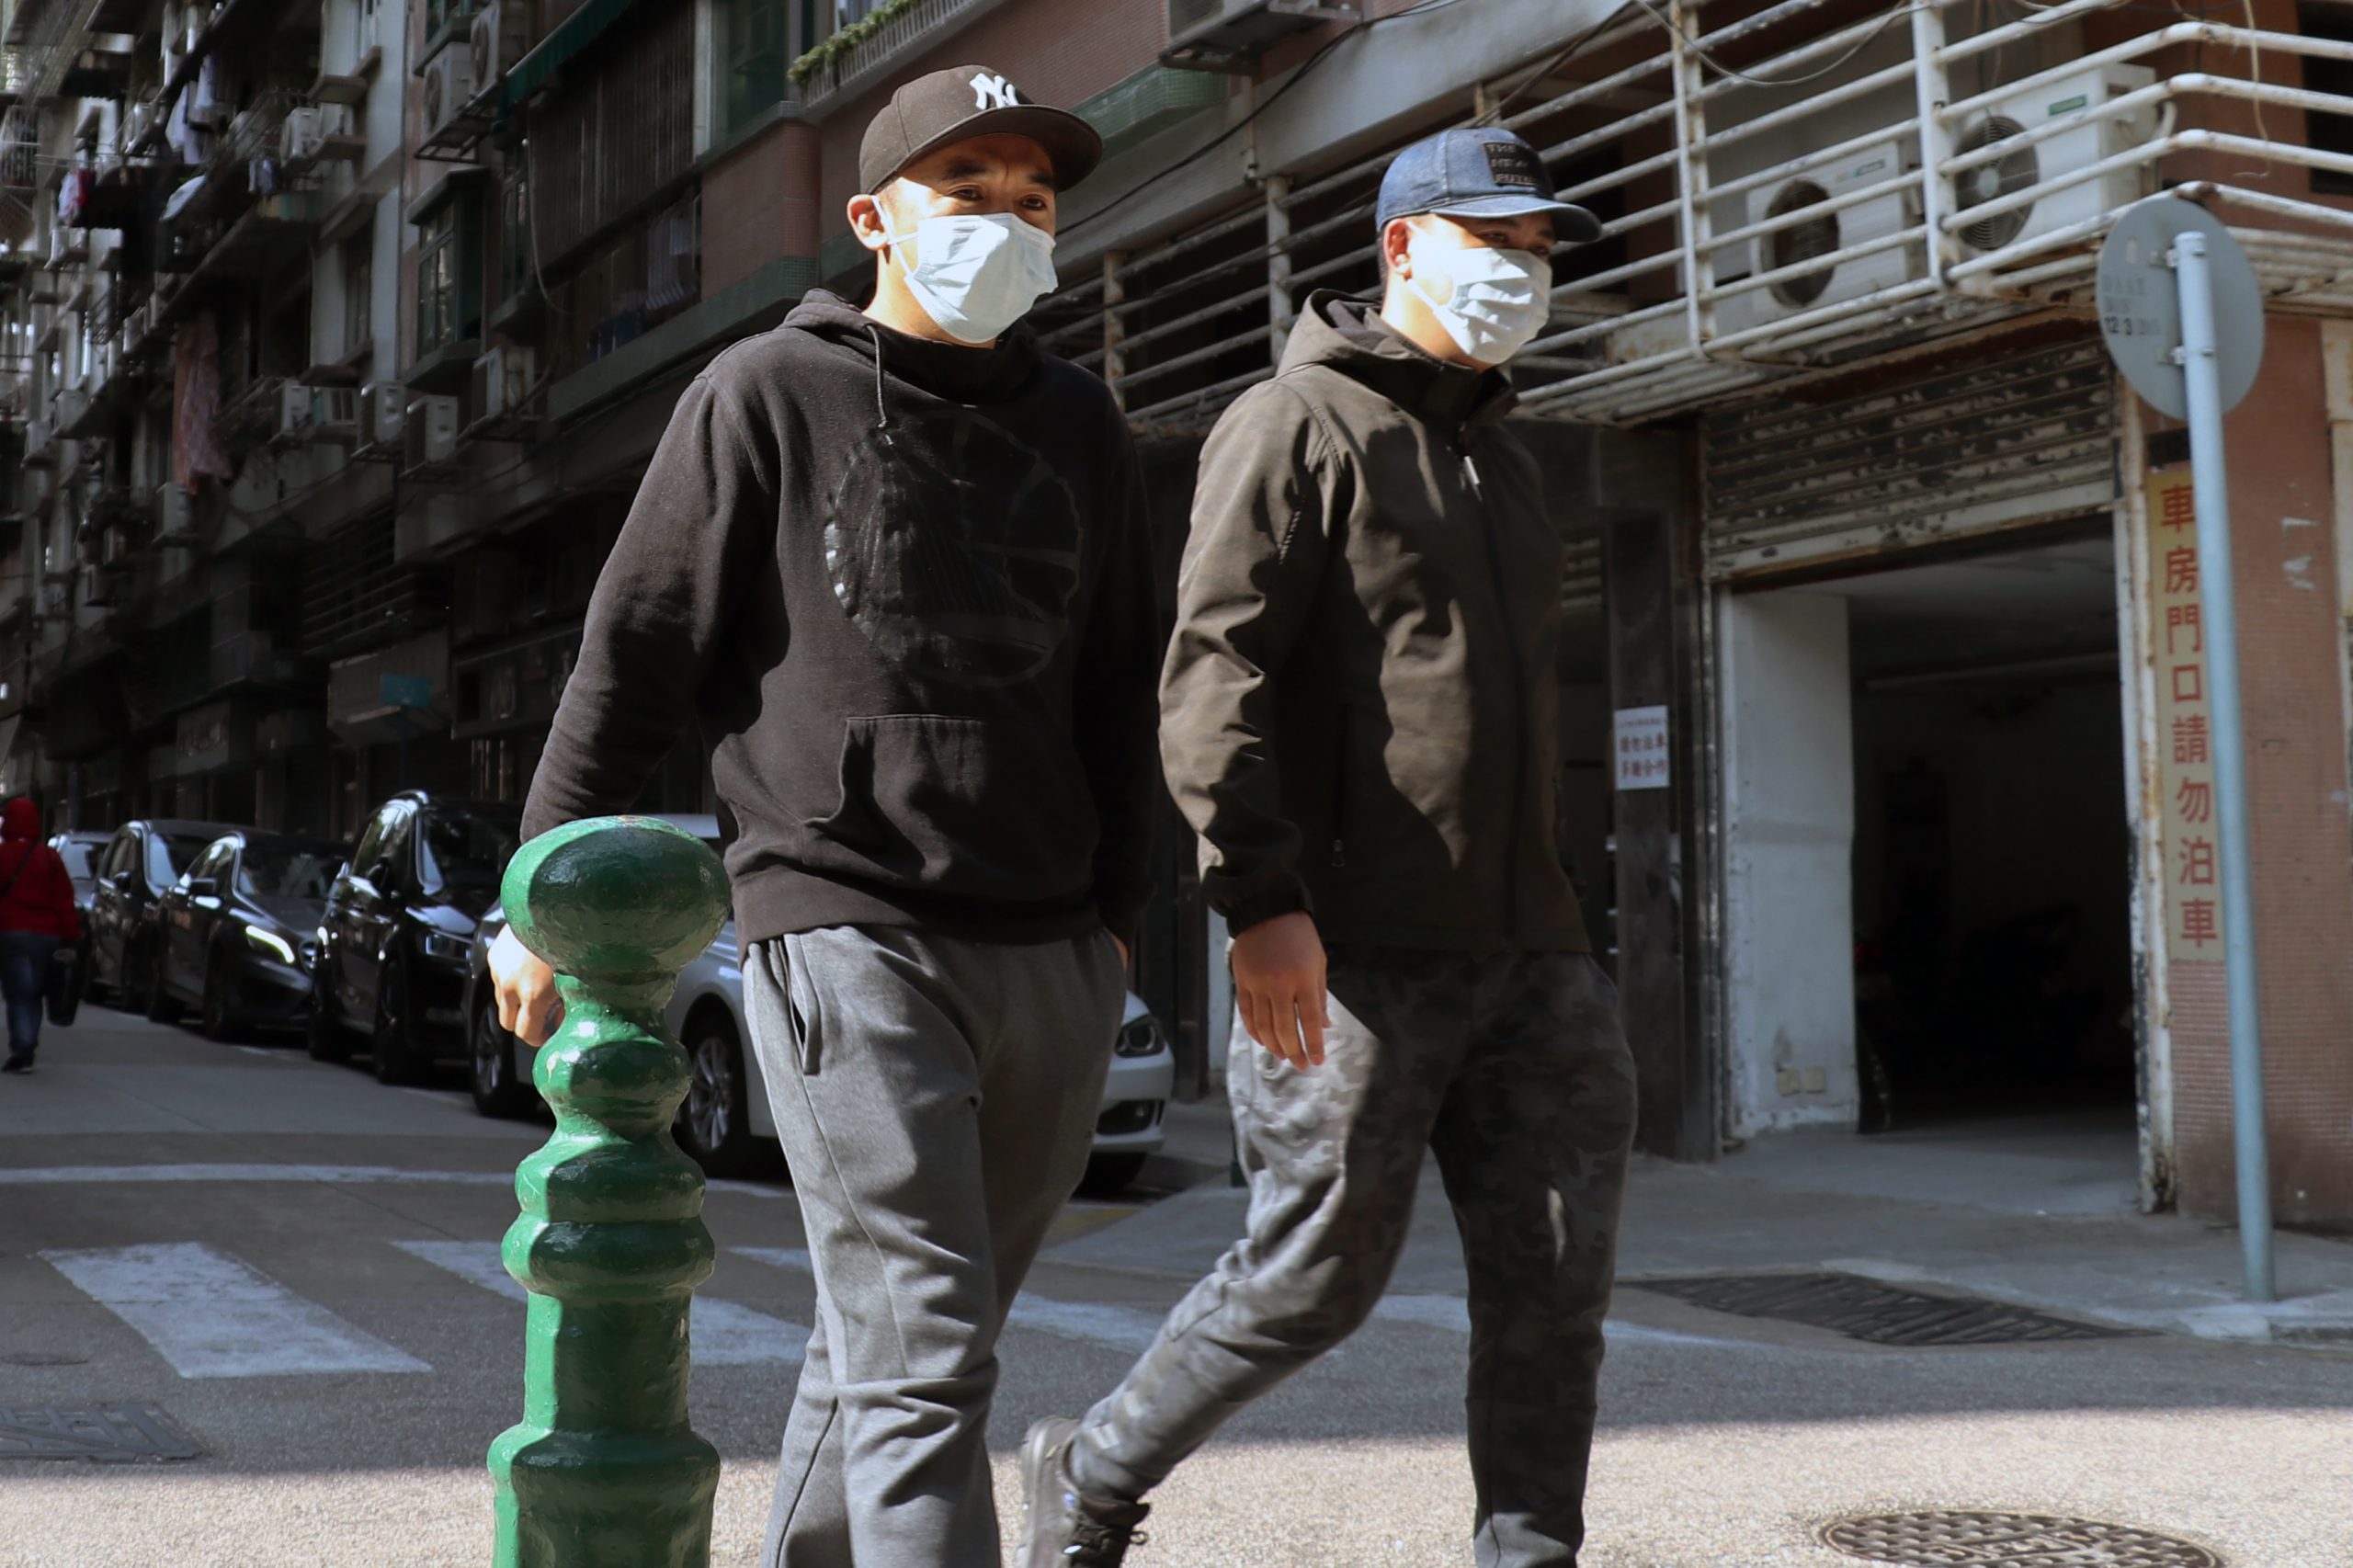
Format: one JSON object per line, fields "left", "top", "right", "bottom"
{"left": 1019, "top": 1416, "right": 1149, "bottom": 1567}
{"left": 2, "top": 1054, "right": 31, "bottom": 1074}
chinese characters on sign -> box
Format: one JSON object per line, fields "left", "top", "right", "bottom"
{"left": 1614, "top": 705, "right": 1670, "bottom": 792}
{"left": 2147, "top": 468, "right": 2222, "bottom": 963}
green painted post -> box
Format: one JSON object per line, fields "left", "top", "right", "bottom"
{"left": 488, "top": 815, "right": 732, "bottom": 1568}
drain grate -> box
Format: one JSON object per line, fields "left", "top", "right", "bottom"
{"left": 1822, "top": 1510, "right": 2222, "bottom": 1566}
{"left": 1627, "top": 1272, "right": 2147, "bottom": 1346}
{"left": 0, "top": 1403, "right": 202, "bottom": 1461}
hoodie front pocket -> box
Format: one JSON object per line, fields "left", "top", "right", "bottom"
{"left": 802, "top": 714, "right": 1097, "bottom": 901}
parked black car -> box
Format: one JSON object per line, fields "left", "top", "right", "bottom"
{"left": 152, "top": 831, "right": 346, "bottom": 1040}
{"left": 49, "top": 831, "right": 110, "bottom": 922}
{"left": 309, "top": 791, "right": 521, "bottom": 1085}
{"left": 86, "top": 819, "right": 242, "bottom": 1006}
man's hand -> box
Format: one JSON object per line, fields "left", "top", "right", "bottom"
{"left": 491, "top": 925, "right": 563, "bottom": 1048}
{"left": 1230, "top": 910, "right": 1328, "bottom": 1070}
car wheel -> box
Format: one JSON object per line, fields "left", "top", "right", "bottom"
{"left": 469, "top": 996, "right": 538, "bottom": 1119}
{"left": 370, "top": 957, "right": 428, "bottom": 1086}
{"left": 142, "top": 942, "right": 183, "bottom": 1025}
{"left": 1077, "top": 1153, "right": 1147, "bottom": 1199}
{"left": 674, "top": 1017, "right": 755, "bottom": 1177}
{"left": 199, "top": 954, "right": 243, "bottom": 1042}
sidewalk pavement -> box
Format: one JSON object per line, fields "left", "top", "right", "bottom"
{"left": 1119, "top": 1093, "right": 2353, "bottom": 1349}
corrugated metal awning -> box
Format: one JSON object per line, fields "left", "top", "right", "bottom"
{"left": 498, "top": 0, "right": 643, "bottom": 117}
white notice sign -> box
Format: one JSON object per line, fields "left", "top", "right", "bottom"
{"left": 1614, "top": 705, "right": 1670, "bottom": 791}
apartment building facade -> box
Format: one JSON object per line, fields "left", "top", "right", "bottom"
{"left": 4, "top": 0, "right": 2351, "bottom": 1223}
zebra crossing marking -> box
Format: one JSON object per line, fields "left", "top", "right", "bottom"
{"left": 395, "top": 1239, "right": 808, "bottom": 1366}
{"left": 731, "top": 1247, "right": 1166, "bottom": 1353}
{"left": 40, "top": 1243, "right": 430, "bottom": 1379}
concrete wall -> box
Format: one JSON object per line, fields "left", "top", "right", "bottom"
{"left": 1720, "top": 589, "right": 1857, "bottom": 1136}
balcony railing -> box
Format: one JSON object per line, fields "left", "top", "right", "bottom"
{"left": 1042, "top": 0, "right": 2353, "bottom": 432}
{"left": 792, "top": 0, "right": 1008, "bottom": 112}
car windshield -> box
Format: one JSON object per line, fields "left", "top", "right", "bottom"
{"left": 150, "top": 835, "right": 215, "bottom": 887}
{"left": 417, "top": 811, "right": 521, "bottom": 894}
{"left": 239, "top": 844, "right": 340, "bottom": 902}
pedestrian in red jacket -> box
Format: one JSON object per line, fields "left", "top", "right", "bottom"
{"left": 0, "top": 796, "right": 83, "bottom": 1072}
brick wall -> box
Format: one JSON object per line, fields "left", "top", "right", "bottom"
{"left": 2167, "top": 315, "right": 2353, "bottom": 1224}
{"left": 703, "top": 121, "right": 824, "bottom": 295}
{"left": 814, "top": 0, "right": 1168, "bottom": 233}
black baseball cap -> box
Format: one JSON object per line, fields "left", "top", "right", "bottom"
{"left": 1374, "top": 127, "right": 1602, "bottom": 244}
{"left": 858, "top": 65, "right": 1104, "bottom": 194}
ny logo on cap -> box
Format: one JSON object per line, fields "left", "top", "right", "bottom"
{"left": 971, "top": 71, "right": 1021, "bottom": 109}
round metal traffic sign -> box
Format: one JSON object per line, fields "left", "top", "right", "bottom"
{"left": 2097, "top": 195, "right": 2265, "bottom": 419}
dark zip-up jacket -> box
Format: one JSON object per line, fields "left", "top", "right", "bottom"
{"left": 522, "top": 290, "right": 1163, "bottom": 949}
{"left": 1160, "top": 291, "right": 1588, "bottom": 953}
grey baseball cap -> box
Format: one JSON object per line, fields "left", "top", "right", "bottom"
{"left": 1375, "top": 127, "right": 1602, "bottom": 243}
{"left": 858, "top": 64, "right": 1103, "bottom": 194}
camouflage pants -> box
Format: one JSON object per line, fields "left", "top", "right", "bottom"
{"left": 1067, "top": 949, "right": 1638, "bottom": 1568}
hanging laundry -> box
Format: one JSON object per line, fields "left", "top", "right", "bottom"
{"left": 174, "top": 312, "right": 234, "bottom": 490}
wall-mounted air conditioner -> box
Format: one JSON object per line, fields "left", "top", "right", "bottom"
{"left": 1950, "top": 64, "right": 2160, "bottom": 256}
{"left": 405, "top": 393, "right": 460, "bottom": 468}
{"left": 470, "top": 2, "right": 527, "bottom": 87}
{"left": 156, "top": 481, "right": 193, "bottom": 540}
{"left": 278, "top": 382, "right": 316, "bottom": 441}
{"left": 1164, "top": 0, "right": 1349, "bottom": 72}
{"left": 420, "top": 47, "right": 476, "bottom": 145}
{"left": 471, "top": 345, "right": 535, "bottom": 422}
{"left": 362, "top": 381, "right": 405, "bottom": 450}
{"left": 1716, "top": 137, "right": 1920, "bottom": 335}
{"left": 283, "top": 106, "right": 326, "bottom": 165}
{"left": 22, "top": 418, "right": 53, "bottom": 465}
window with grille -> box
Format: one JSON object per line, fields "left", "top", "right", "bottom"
{"left": 344, "top": 233, "right": 372, "bottom": 358}
{"left": 415, "top": 198, "right": 481, "bottom": 358}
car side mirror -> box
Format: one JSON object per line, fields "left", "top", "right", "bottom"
{"left": 187, "top": 876, "right": 218, "bottom": 899}
{"left": 369, "top": 858, "right": 399, "bottom": 892}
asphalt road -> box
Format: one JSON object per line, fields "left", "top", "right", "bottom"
{"left": 2, "top": 1006, "right": 2348, "bottom": 1567}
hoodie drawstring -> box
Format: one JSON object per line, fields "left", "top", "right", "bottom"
{"left": 863, "top": 323, "right": 892, "bottom": 444}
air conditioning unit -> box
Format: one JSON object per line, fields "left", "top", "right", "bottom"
{"left": 22, "top": 418, "right": 53, "bottom": 464}
{"left": 46, "top": 225, "right": 87, "bottom": 270}
{"left": 278, "top": 382, "right": 316, "bottom": 441}
{"left": 362, "top": 381, "right": 405, "bottom": 449}
{"left": 1951, "top": 64, "right": 2160, "bottom": 256}
{"left": 421, "top": 47, "right": 476, "bottom": 144}
{"left": 1715, "top": 138, "right": 1920, "bottom": 335}
{"left": 471, "top": 345, "right": 536, "bottom": 422}
{"left": 1164, "top": 0, "right": 1347, "bottom": 71}
{"left": 81, "top": 563, "right": 120, "bottom": 608}
{"left": 405, "top": 393, "right": 460, "bottom": 467}
{"left": 156, "top": 481, "right": 193, "bottom": 540}
{"left": 470, "top": 1, "right": 527, "bottom": 86}
{"left": 283, "top": 105, "right": 326, "bottom": 165}
{"left": 101, "top": 522, "right": 133, "bottom": 564}
{"left": 123, "top": 100, "right": 157, "bottom": 149}
{"left": 314, "top": 386, "right": 362, "bottom": 441}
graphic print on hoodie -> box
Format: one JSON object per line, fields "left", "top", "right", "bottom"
{"left": 522, "top": 290, "right": 1164, "bottom": 949}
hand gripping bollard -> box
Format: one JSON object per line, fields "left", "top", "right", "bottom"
{"left": 488, "top": 815, "right": 733, "bottom": 1568}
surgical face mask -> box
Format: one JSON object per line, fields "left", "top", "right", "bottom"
{"left": 1408, "top": 241, "right": 1553, "bottom": 365}
{"left": 886, "top": 210, "right": 1058, "bottom": 345}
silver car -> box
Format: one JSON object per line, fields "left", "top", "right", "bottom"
{"left": 460, "top": 814, "right": 1174, "bottom": 1194}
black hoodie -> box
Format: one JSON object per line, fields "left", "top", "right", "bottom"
{"left": 522, "top": 290, "right": 1162, "bottom": 949}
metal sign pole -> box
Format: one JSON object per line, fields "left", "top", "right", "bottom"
{"left": 2171, "top": 230, "right": 2276, "bottom": 1303}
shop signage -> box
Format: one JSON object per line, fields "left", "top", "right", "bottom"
{"left": 1614, "top": 705, "right": 1670, "bottom": 791}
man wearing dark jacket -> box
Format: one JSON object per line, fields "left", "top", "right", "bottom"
{"left": 1021, "top": 128, "right": 1639, "bottom": 1568}
{"left": 494, "top": 66, "right": 1161, "bottom": 1568}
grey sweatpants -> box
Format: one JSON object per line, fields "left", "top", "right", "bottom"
{"left": 1068, "top": 948, "right": 1638, "bottom": 1568}
{"left": 745, "top": 924, "right": 1128, "bottom": 1568}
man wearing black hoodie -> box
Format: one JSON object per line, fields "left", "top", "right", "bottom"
{"left": 1020, "top": 129, "right": 1639, "bottom": 1568}
{"left": 495, "top": 67, "right": 1161, "bottom": 1568}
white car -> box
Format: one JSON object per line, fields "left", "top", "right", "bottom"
{"left": 461, "top": 814, "right": 1174, "bottom": 1194}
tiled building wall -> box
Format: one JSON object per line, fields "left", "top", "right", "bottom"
{"left": 703, "top": 121, "right": 824, "bottom": 294}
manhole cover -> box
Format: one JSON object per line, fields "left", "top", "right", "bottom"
{"left": 1629, "top": 1272, "right": 2146, "bottom": 1346}
{"left": 0, "top": 1404, "right": 202, "bottom": 1461}
{"left": 1822, "top": 1510, "right": 2221, "bottom": 1566}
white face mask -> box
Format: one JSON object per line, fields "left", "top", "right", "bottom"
{"left": 1409, "top": 242, "right": 1553, "bottom": 365}
{"left": 886, "top": 211, "right": 1059, "bottom": 345}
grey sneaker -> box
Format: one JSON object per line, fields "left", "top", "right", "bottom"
{"left": 1019, "top": 1416, "right": 1149, "bottom": 1567}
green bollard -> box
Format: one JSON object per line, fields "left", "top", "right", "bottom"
{"left": 488, "top": 815, "right": 733, "bottom": 1568}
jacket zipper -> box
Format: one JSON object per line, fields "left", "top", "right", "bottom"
{"left": 1460, "top": 436, "right": 1525, "bottom": 933}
